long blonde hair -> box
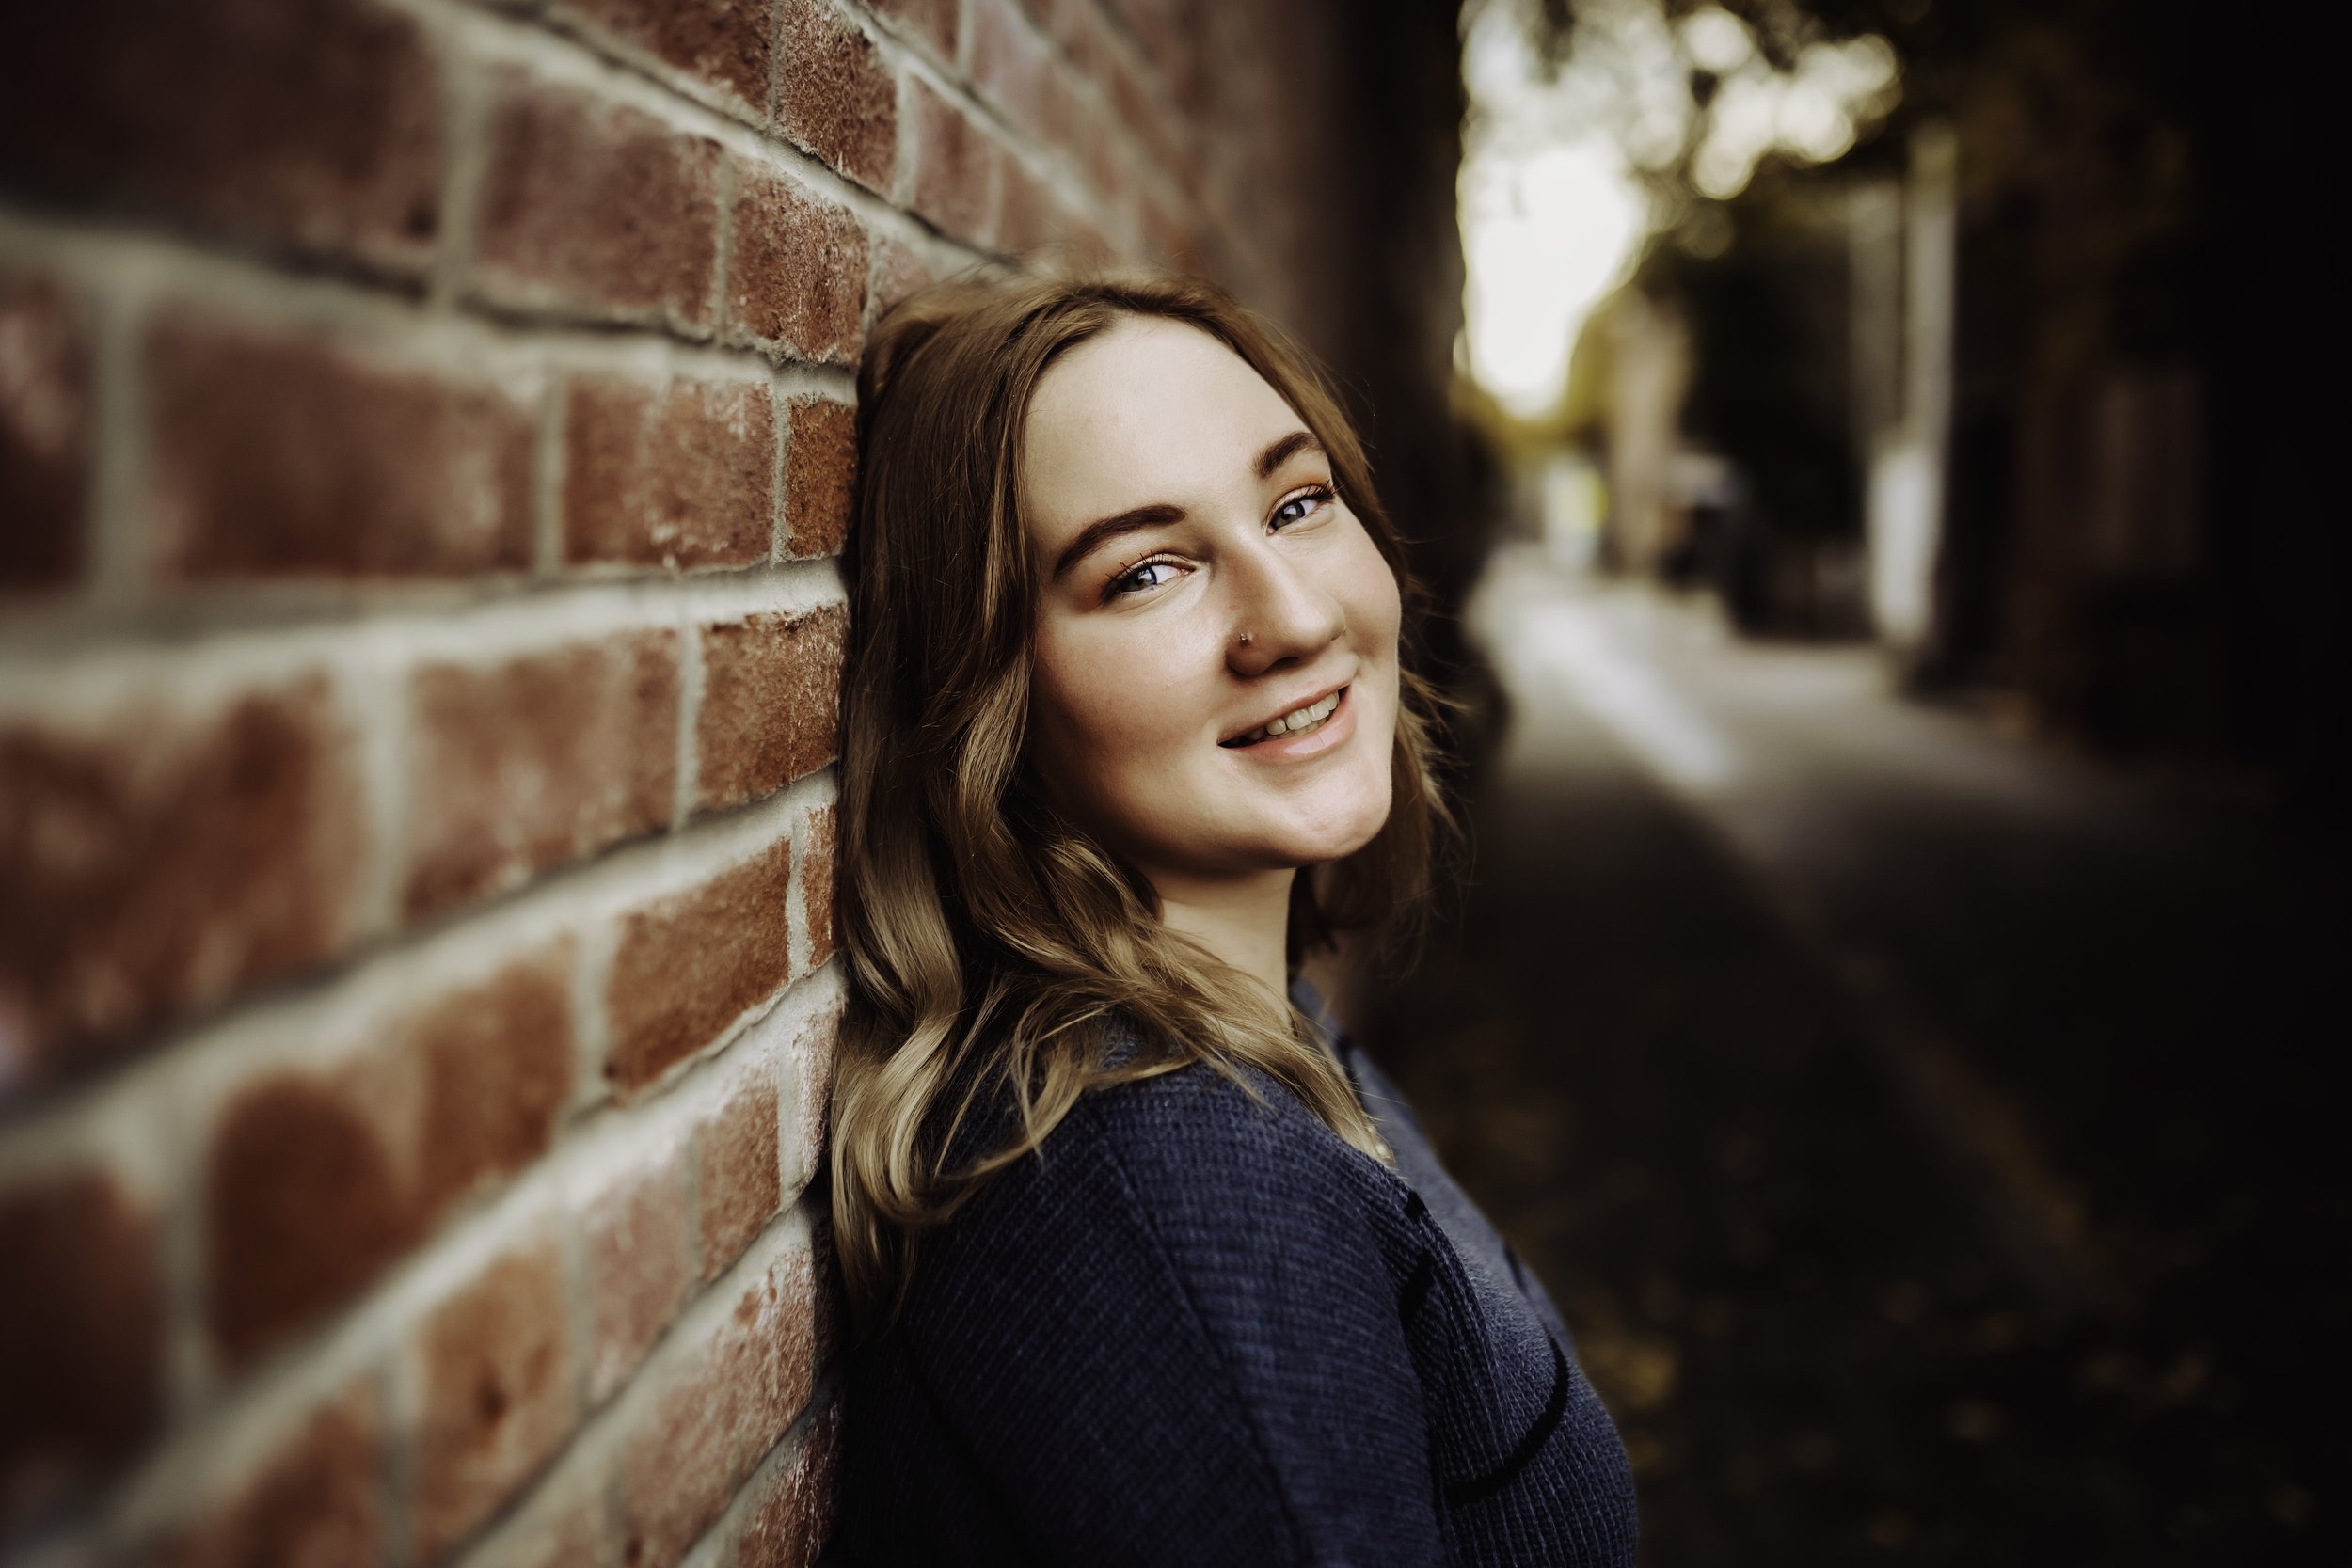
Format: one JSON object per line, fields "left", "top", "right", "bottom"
{"left": 826, "top": 264, "right": 1454, "bottom": 1332}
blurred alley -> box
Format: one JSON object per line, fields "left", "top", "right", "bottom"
{"left": 1357, "top": 545, "right": 2344, "bottom": 1564}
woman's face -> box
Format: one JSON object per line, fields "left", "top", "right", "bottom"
{"left": 1018, "top": 316, "right": 1402, "bottom": 892}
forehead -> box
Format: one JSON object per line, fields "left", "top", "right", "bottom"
{"left": 1018, "top": 316, "right": 1301, "bottom": 524}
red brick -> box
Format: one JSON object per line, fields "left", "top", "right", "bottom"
{"left": 695, "top": 605, "right": 847, "bottom": 812}
{"left": 866, "top": 0, "right": 958, "bottom": 60}
{"left": 0, "top": 270, "right": 90, "bottom": 593}
{"left": 774, "top": 0, "right": 898, "bottom": 194}
{"left": 871, "top": 237, "right": 936, "bottom": 315}
{"left": 461, "top": 1461, "right": 611, "bottom": 1568}
{"left": 1040, "top": 67, "right": 1089, "bottom": 164}
{"left": 1078, "top": 103, "right": 1123, "bottom": 203}
{"left": 909, "top": 81, "right": 998, "bottom": 246}
{"left": 785, "top": 1003, "right": 837, "bottom": 1195}
{"left": 205, "top": 1066, "right": 418, "bottom": 1367}
{"left": 1110, "top": 54, "right": 1187, "bottom": 184}
{"left": 0, "top": 674, "right": 368, "bottom": 1076}
{"left": 996, "top": 155, "right": 1065, "bottom": 257}
{"left": 783, "top": 398, "right": 856, "bottom": 560}
{"left": 971, "top": 0, "right": 1050, "bottom": 135}
{"left": 0, "top": 1169, "right": 162, "bottom": 1528}
{"left": 727, "top": 166, "right": 867, "bottom": 366}
{"left": 412, "top": 1235, "right": 578, "bottom": 1560}
{"left": 1141, "top": 189, "right": 1200, "bottom": 273}
{"left": 564, "top": 375, "right": 777, "bottom": 570}
{"left": 149, "top": 1384, "right": 382, "bottom": 1568}
{"left": 146, "top": 319, "right": 534, "bottom": 580}
{"left": 618, "top": 1244, "right": 815, "bottom": 1568}
{"left": 734, "top": 1402, "right": 841, "bottom": 1568}
{"left": 700, "top": 1072, "right": 781, "bottom": 1278}
{"left": 583, "top": 1156, "right": 691, "bottom": 1404}
{"left": 1054, "top": 0, "right": 1116, "bottom": 84}
{"left": 404, "top": 631, "right": 680, "bottom": 919}
{"left": 475, "top": 71, "right": 723, "bottom": 330}
{"left": 802, "top": 804, "right": 837, "bottom": 973}
{"left": 553, "top": 0, "right": 771, "bottom": 116}
{"left": 0, "top": 0, "right": 439, "bottom": 274}
{"left": 606, "top": 840, "right": 793, "bottom": 1094}
{"left": 416, "top": 944, "right": 575, "bottom": 1216}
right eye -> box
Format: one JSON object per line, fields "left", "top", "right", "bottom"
{"left": 1107, "top": 559, "right": 1181, "bottom": 599}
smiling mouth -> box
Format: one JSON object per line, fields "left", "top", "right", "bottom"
{"left": 1220, "top": 686, "right": 1347, "bottom": 748}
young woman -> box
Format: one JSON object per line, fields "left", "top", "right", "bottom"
{"left": 826, "top": 265, "right": 1637, "bottom": 1565}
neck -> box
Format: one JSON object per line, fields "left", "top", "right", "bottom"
{"left": 1152, "top": 865, "right": 1296, "bottom": 1017}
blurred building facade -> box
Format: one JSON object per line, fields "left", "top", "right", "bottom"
{"left": 1567, "top": 0, "right": 2337, "bottom": 787}
{"left": 0, "top": 1, "right": 1470, "bottom": 1560}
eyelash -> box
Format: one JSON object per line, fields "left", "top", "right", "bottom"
{"left": 1102, "top": 483, "right": 1337, "bottom": 601}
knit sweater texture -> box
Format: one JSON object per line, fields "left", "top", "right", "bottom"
{"left": 833, "top": 982, "right": 1640, "bottom": 1565}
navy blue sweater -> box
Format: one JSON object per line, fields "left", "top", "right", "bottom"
{"left": 834, "top": 984, "right": 1639, "bottom": 1565}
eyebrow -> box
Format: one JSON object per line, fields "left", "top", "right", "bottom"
{"left": 1047, "top": 429, "right": 1326, "bottom": 582}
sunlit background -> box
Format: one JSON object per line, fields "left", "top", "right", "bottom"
{"left": 1460, "top": 0, "right": 1896, "bottom": 421}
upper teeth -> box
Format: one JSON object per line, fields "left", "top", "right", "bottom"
{"left": 1238, "top": 689, "right": 1341, "bottom": 744}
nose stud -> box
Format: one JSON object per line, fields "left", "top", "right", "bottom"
{"left": 1237, "top": 631, "right": 1254, "bottom": 648}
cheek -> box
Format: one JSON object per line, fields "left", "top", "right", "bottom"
{"left": 1026, "top": 624, "right": 1198, "bottom": 817}
{"left": 1340, "top": 530, "right": 1404, "bottom": 666}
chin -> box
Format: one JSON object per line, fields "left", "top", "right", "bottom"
{"left": 1274, "top": 779, "right": 1394, "bottom": 866}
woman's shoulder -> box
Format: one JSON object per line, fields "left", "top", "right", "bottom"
{"left": 907, "top": 1032, "right": 1410, "bottom": 1311}
{"left": 985, "top": 1041, "right": 1385, "bottom": 1213}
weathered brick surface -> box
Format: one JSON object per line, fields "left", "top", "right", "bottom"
{"left": 564, "top": 375, "right": 777, "bottom": 570}
{"left": 970, "top": 0, "right": 1051, "bottom": 135}
{"left": 606, "top": 839, "right": 794, "bottom": 1094}
{"left": 866, "top": 0, "right": 959, "bottom": 60}
{"left": 404, "top": 631, "right": 681, "bottom": 919}
{"left": 735, "top": 1402, "right": 841, "bottom": 1568}
{"left": 699, "top": 1072, "right": 782, "bottom": 1278}
{"left": 696, "top": 606, "right": 848, "bottom": 812}
{"left": 460, "top": 1459, "right": 613, "bottom": 1568}
{"left": 475, "top": 72, "right": 723, "bottom": 330}
{"left": 802, "top": 805, "right": 838, "bottom": 972}
{"left": 0, "top": 674, "right": 368, "bottom": 1077}
{"left": 148, "top": 1384, "right": 382, "bottom": 1568}
{"left": 412, "top": 1234, "right": 578, "bottom": 1560}
{"left": 0, "top": 269, "right": 90, "bottom": 593}
{"left": 198, "top": 950, "right": 574, "bottom": 1369}
{"left": 727, "top": 167, "right": 868, "bottom": 366}
{"left": 909, "top": 80, "right": 998, "bottom": 245}
{"left": 583, "top": 1155, "right": 692, "bottom": 1404}
{"left": 785, "top": 1004, "right": 838, "bottom": 1196}
{"left": 0, "top": 0, "right": 440, "bottom": 273}
{"left": 205, "top": 1062, "right": 418, "bottom": 1367}
{"left": 773, "top": 0, "right": 898, "bottom": 194}
{"left": 996, "top": 154, "right": 1063, "bottom": 257}
{"left": 414, "top": 943, "right": 576, "bottom": 1216}
{"left": 0, "top": 1168, "right": 162, "bottom": 1527}
{"left": 553, "top": 0, "right": 771, "bottom": 117}
{"left": 146, "top": 319, "right": 535, "bottom": 579}
{"left": 617, "top": 1242, "right": 816, "bottom": 1568}
{"left": 871, "top": 237, "right": 937, "bottom": 315}
{"left": 782, "top": 398, "right": 857, "bottom": 559}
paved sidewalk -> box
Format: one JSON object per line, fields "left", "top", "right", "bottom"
{"left": 1353, "top": 547, "right": 2341, "bottom": 1564}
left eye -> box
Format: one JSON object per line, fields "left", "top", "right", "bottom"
{"left": 1274, "top": 485, "right": 1334, "bottom": 527}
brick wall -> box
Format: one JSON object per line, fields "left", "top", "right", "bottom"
{"left": 0, "top": 0, "right": 1467, "bottom": 1561}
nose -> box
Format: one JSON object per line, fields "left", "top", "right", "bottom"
{"left": 1225, "top": 533, "right": 1345, "bottom": 678}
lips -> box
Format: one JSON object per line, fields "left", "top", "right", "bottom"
{"left": 1220, "top": 684, "right": 1348, "bottom": 748}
